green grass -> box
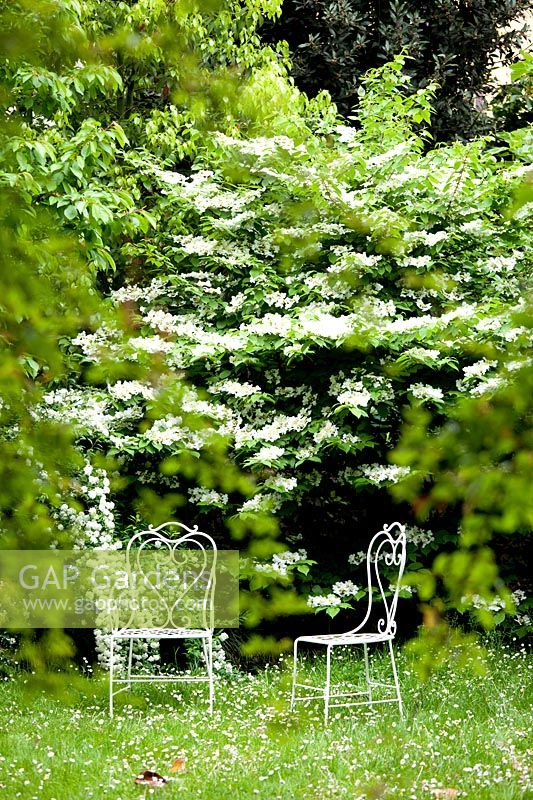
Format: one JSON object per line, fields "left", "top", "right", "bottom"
{"left": 0, "top": 641, "right": 531, "bottom": 800}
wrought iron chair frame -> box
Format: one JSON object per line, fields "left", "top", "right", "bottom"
{"left": 290, "top": 521, "right": 407, "bottom": 724}
{"left": 108, "top": 522, "right": 216, "bottom": 718}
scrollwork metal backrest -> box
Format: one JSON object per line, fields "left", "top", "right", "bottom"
{"left": 117, "top": 522, "right": 217, "bottom": 631}
{"left": 347, "top": 521, "right": 406, "bottom": 637}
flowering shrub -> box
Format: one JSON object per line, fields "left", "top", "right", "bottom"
{"left": 51, "top": 57, "right": 531, "bottom": 628}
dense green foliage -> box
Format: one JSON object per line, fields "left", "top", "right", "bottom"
{"left": 262, "top": 0, "right": 532, "bottom": 140}
{"left": 1, "top": 0, "right": 532, "bottom": 661}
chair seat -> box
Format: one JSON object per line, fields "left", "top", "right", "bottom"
{"left": 297, "top": 632, "right": 394, "bottom": 646}
{"left": 112, "top": 628, "right": 212, "bottom": 639}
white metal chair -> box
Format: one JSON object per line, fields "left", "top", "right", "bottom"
{"left": 290, "top": 521, "right": 406, "bottom": 724}
{"left": 109, "top": 522, "right": 216, "bottom": 717}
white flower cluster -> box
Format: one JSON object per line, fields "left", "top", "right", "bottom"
{"left": 410, "top": 383, "right": 444, "bottom": 403}
{"left": 331, "top": 580, "right": 359, "bottom": 598}
{"left": 53, "top": 463, "right": 118, "bottom": 549}
{"left": 254, "top": 548, "right": 308, "bottom": 577}
{"left": 271, "top": 549, "right": 307, "bottom": 576}
{"left": 308, "top": 578, "right": 359, "bottom": 608}
{"left": 210, "top": 633, "right": 233, "bottom": 674}
{"left": 463, "top": 594, "right": 506, "bottom": 612}
{"left": 180, "top": 388, "right": 234, "bottom": 424}
{"left": 248, "top": 444, "right": 285, "bottom": 463}
{"left": 236, "top": 412, "right": 310, "bottom": 446}
{"left": 329, "top": 245, "right": 383, "bottom": 270}
{"left": 313, "top": 421, "right": 339, "bottom": 444}
{"left": 145, "top": 415, "right": 216, "bottom": 450}
{"left": 143, "top": 308, "right": 183, "bottom": 334}
{"left": 338, "top": 386, "right": 371, "bottom": 409}
{"left": 265, "top": 475, "right": 298, "bottom": 493}
{"left": 173, "top": 234, "right": 217, "bottom": 256}
{"left": 307, "top": 593, "right": 342, "bottom": 608}
{"left": 469, "top": 375, "right": 504, "bottom": 397}
{"left": 112, "top": 277, "right": 168, "bottom": 304}
{"left": 419, "top": 230, "right": 447, "bottom": 247}
{"left": 108, "top": 381, "right": 155, "bottom": 401}
{"left": 210, "top": 380, "right": 262, "bottom": 398}
{"left": 95, "top": 630, "right": 160, "bottom": 672}
{"left": 299, "top": 310, "right": 354, "bottom": 339}
{"left": 128, "top": 335, "right": 175, "bottom": 355}
{"left": 512, "top": 589, "right": 527, "bottom": 605}
{"left": 462, "top": 359, "right": 497, "bottom": 381}
{"left": 359, "top": 463, "right": 411, "bottom": 484}
{"left": 405, "top": 526, "right": 434, "bottom": 549}
{"left": 239, "top": 493, "right": 282, "bottom": 514}
{"left": 40, "top": 389, "right": 113, "bottom": 436}
{"left": 188, "top": 487, "right": 229, "bottom": 507}
{"left": 462, "top": 588, "right": 529, "bottom": 613}
{"left": 263, "top": 291, "right": 300, "bottom": 309}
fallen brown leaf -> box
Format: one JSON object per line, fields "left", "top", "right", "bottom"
{"left": 429, "top": 789, "right": 459, "bottom": 799}
{"left": 170, "top": 758, "right": 186, "bottom": 774}
{"left": 134, "top": 770, "right": 168, "bottom": 787}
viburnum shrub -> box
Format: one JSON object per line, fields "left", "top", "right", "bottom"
{"left": 37, "top": 56, "right": 531, "bottom": 633}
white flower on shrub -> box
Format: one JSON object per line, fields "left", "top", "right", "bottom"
{"left": 331, "top": 580, "right": 359, "bottom": 598}
{"left": 271, "top": 549, "right": 307, "bottom": 576}
{"left": 405, "top": 526, "right": 435, "bottom": 549}
{"left": 410, "top": 384, "right": 444, "bottom": 403}
{"left": 108, "top": 381, "right": 155, "bottom": 401}
{"left": 173, "top": 234, "right": 217, "bottom": 256}
{"left": 188, "top": 487, "right": 228, "bottom": 507}
{"left": 458, "top": 358, "right": 497, "bottom": 385}
{"left": 307, "top": 593, "right": 342, "bottom": 608}
{"left": 266, "top": 475, "right": 297, "bottom": 493}
{"left": 249, "top": 444, "right": 285, "bottom": 463}
{"left": 112, "top": 277, "right": 168, "bottom": 304}
{"left": 128, "top": 335, "right": 174, "bottom": 354}
{"left": 337, "top": 387, "right": 372, "bottom": 408}
{"left": 512, "top": 589, "right": 527, "bottom": 605}
{"left": 359, "top": 464, "right": 410, "bottom": 484}
{"left": 419, "top": 230, "right": 447, "bottom": 247}
{"left": 469, "top": 375, "right": 504, "bottom": 396}
{"left": 239, "top": 493, "right": 282, "bottom": 514}
{"left": 210, "top": 380, "right": 261, "bottom": 397}
{"left": 52, "top": 462, "right": 118, "bottom": 549}
{"left": 462, "top": 594, "right": 506, "bottom": 612}
{"left": 254, "top": 548, "right": 307, "bottom": 577}
{"left": 348, "top": 550, "right": 366, "bottom": 566}
{"left": 236, "top": 412, "right": 309, "bottom": 446}
{"left": 313, "top": 421, "right": 339, "bottom": 444}
{"left": 299, "top": 311, "right": 353, "bottom": 339}
{"left": 95, "top": 629, "right": 160, "bottom": 672}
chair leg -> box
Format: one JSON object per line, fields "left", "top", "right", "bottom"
{"left": 203, "top": 638, "right": 214, "bottom": 714}
{"left": 126, "top": 637, "right": 134, "bottom": 690}
{"left": 364, "top": 643, "right": 373, "bottom": 705}
{"left": 324, "top": 645, "right": 332, "bottom": 725}
{"left": 109, "top": 634, "right": 115, "bottom": 718}
{"left": 290, "top": 639, "right": 299, "bottom": 711}
{"left": 388, "top": 640, "right": 403, "bottom": 718}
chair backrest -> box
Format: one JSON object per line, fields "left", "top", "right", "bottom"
{"left": 347, "top": 521, "right": 406, "bottom": 637}
{"left": 119, "top": 522, "right": 217, "bottom": 631}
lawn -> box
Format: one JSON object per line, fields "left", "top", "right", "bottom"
{"left": 0, "top": 642, "right": 531, "bottom": 800}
